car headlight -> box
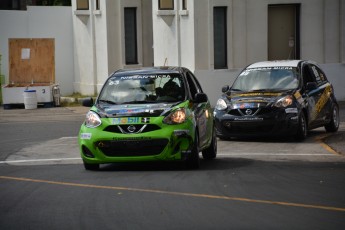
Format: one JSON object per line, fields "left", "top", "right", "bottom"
{"left": 215, "top": 98, "right": 228, "bottom": 111}
{"left": 84, "top": 111, "right": 102, "bottom": 128}
{"left": 163, "top": 108, "right": 186, "bottom": 124}
{"left": 274, "top": 95, "right": 293, "bottom": 108}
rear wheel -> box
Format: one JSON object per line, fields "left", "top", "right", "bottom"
{"left": 186, "top": 133, "right": 200, "bottom": 169}
{"left": 325, "top": 105, "right": 339, "bottom": 132}
{"left": 202, "top": 127, "right": 217, "bottom": 160}
{"left": 295, "top": 112, "right": 307, "bottom": 141}
{"left": 83, "top": 161, "right": 100, "bottom": 171}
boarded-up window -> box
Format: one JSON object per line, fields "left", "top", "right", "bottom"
{"left": 9, "top": 38, "right": 55, "bottom": 84}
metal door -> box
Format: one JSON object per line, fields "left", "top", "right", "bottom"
{"left": 268, "top": 5, "right": 300, "bottom": 60}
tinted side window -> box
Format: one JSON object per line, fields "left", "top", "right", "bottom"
{"left": 185, "top": 71, "right": 201, "bottom": 99}
{"left": 310, "top": 65, "right": 327, "bottom": 85}
{"left": 302, "top": 64, "right": 315, "bottom": 87}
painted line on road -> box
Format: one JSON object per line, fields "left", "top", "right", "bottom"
{"left": 0, "top": 175, "right": 344, "bottom": 213}
{"left": 314, "top": 134, "right": 340, "bottom": 156}
{"left": 0, "top": 158, "right": 81, "bottom": 164}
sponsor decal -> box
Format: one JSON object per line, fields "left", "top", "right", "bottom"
{"left": 141, "top": 117, "right": 150, "bottom": 123}
{"left": 294, "top": 91, "right": 303, "bottom": 104}
{"left": 119, "top": 75, "right": 172, "bottom": 80}
{"left": 310, "top": 85, "right": 332, "bottom": 120}
{"left": 285, "top": 108, "right": 298, "bottom": 113}
{"left": 231, "top": 92, "right": 282, "bottom": 98}
{"left": 112, "top": 117, "right": 151, "bottom": 124}
{"left": 112, "top": 117, "right": 140, "bottom": 124}
{"left": 80, "top": 133, "right": 92, "bottom": 140}
{"left": 234, "top": 117, "right": 263, "bottom": 121}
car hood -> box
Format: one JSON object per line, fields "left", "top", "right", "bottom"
{"left": 227, "top": 91, "right": 288, "bottom": 108}
{"left": 94, "top": 102, "right": 179, "bottom": 118}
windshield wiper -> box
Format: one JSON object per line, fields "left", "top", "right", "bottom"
{"left": 99, "top": 99, "right": 117, "bottom": 105}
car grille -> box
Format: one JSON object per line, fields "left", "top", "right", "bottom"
{"left": 228, "top": 108, "right": 272, "bottom": 116}
{"left": 97, "top": 139, "right": 169, "bottom": 157}
{"left": 104, "top": 124, "right": 161, "bottom": 134}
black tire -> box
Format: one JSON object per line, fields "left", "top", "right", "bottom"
{"left": 325, "top": 105, "right": 339, "bottom": 132}
{"left": 202, "top": 127, "right": 217, "bottom": 160}
{"left": 186, "top": 133, "right": 200, "bottom": 169}
{"left": 83, "top": 161, "right": 100, "bottom": 171}
{"left": 295, "top": 112, "right": 307, "bottom": 141}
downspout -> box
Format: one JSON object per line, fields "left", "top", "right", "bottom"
{"left": 90, "top": 0, "right": 98, "bottom": 95}
{"left": 176, "top": 0, "right": 181, "bottom": 66}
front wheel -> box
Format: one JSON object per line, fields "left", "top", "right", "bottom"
{"left": 83, "top": 161, "right": 100, "bottom": 171}
{"left": 325, "top": 105, "right": 339, "bottom": 132}
{"left": 202, "top": 127, "right": 217, "bottom": 160}
{"left": 295, "top": 112, "right": 307, "bottom": 141}
{"left": 185, "top": 133, "right": 200, "bottom": 169}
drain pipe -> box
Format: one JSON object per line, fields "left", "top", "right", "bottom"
{"left": 176, "top": 0, "right": 181, "bottom": 67}
{"left": 90, "top": 0, "right": 98, "bottom": 95}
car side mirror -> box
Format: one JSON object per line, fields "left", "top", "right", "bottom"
{"left": 194, "top": 93, "right": 208, "bottom": 103}
{"left": 222, "top": 85, "right": 230, "bottom": 93}
{"left": 82, "top": 97, "right": 94, "bottom": 107}
{"left": 306, "top": 82, "right": 317, "bottom": 91}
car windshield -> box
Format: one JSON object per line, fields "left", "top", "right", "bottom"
{"left": 232, "top": 67, "right": 299, "bottom": 91}
{"left": 98, "top": 73, "right": 185, "bottom": 104}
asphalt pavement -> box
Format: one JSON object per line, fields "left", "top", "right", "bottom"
{"left": 0, "top": 102, "right": 344, "bottom": 156}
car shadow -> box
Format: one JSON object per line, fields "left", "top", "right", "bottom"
{"left": 96, "top": 157, "right": 255, "bottom": 172}
{"left": 218, "top": 128, "right": 337, "bottom": 144}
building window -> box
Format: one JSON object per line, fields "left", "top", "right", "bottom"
{"left": 96, "top": 0, "right": 100, "bottom": 10}
{"left": 182, "top": 0, "right": 187, "bottom": 10}
{"left": 213, "top": 7, "right": 227, "bottom": 69}
{"left": 159, "top": 0, "right": 174, "bottom": 10}
{"left": 77, "top": 0, "right": 89, "bottom": 10}
{"left": 125, "top": 8, "right": 138, "bottom": 65}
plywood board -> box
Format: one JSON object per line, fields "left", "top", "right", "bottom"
{"left": 9, "top": 38, "right": 55, "bottom": 84}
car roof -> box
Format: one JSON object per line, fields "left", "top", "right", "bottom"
{"left": 246, "top": 60, "right": 303, "bottom": 69}
{"left": 112, "top": 66, "right": 184, "bottom": 77}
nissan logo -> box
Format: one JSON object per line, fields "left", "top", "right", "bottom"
{"left": 245, "top": 109, "right": 253, "bottom": 115}
{"left": 127, "top": 125, "right": 136, "bottom": 133}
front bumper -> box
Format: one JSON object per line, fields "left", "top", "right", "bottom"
{"left": 79, "top": 120, "right": 194, "bottom": 164}
{"left": 214, "top": 107, "right": 300, "bottom": 138}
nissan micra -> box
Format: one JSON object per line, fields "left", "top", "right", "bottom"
{"left": 214, "top": 60, "right": 339, "bottom": 141}
{"left": 79, "top": 67, "right": 217, "bottom": 170}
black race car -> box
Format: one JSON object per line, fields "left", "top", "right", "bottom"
{"left": 214, "top": 60, "right": 339, "bottom": 141}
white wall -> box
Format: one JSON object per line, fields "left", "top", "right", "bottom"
{"left": 73, "top": 0, "right": 154, "bottom": 95}
{"left": 0, "top": 6, "right": 74, "bottom": 96}
{"left": 156, "top": 0, "right": 345, "bottom": 106}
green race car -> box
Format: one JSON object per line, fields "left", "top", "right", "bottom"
{"left": 79, "top": 67, "right": 217, "bottom": 170}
